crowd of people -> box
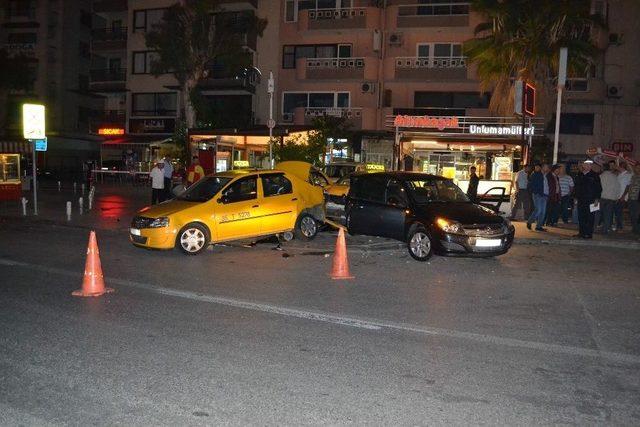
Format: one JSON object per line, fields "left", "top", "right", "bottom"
{"left": 149, "top": 156, "right": 205, "bottom": 204}
{"left": 507, "top": 159, "right": 640, "bottom": 238}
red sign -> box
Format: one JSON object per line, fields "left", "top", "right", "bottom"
{"left": 393, "top": 115, "right": 459, "bottom": 130}
{"left": 98, "top": 128, "right": 125, "bottom": 135}
{"left": 611, "top": 142, "right": 633, "bottom": 153}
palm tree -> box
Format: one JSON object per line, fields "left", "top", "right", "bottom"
{"left": 464, "top": 0, "right": 604, "bottom": 117}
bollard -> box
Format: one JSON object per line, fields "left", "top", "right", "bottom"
{"left": 81, "top": 183, "right": 85, "bottom": 193}
{"left": 57, "top": 181, "right": 61, "bottom": 191}
{"left": 66, "top": 201, "right": 72, "bottom": 221}
{"left": 21, "top": 197, "right": 28, "bottom": 216}
{"left": 79, "top": 197, "right": 84, "bottom": 213}
{"left": 73, "top": 182, "right": 77, "bottom": 193}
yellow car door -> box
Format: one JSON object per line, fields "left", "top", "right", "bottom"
{"left": 258, "top": 172, "right": 298, "bottom": 234}
{"left": 214, "top": 175, "right": 262, "bottom": 241}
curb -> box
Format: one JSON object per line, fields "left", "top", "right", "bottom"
{"left": 514, "top": 237, "right": 640, "bottom": 250}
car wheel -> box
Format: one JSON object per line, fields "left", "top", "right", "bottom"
{"left": 177, "top": 223, "right": 210, "bottom": 255}
{"left": 294, "top": 213, "right": 318, "bottom": 240}
{"left": 407, "top": 225, "right": 433, "bottom": 262}
{"left": 345, "top": 212, "right": 356, "bottom": 235}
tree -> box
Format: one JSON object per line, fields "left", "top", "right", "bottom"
{"left": 464, "top": 0, "right": 604, "bottom": 117}
{"left": 306, "top": 115, "right": 354, "bottom": 167}
{"left": 145, "top": 0, "right": 267, "bottom": 139}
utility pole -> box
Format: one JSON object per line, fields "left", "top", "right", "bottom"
{"left": 267, "top": 71, "right": 275, "bottom": 169}
{"left": 553, "top": 47, "right": 568, "bottom": 164}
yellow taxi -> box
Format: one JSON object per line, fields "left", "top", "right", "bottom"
{"left": 130, "top": 164, "right": 325, "bottom": 255}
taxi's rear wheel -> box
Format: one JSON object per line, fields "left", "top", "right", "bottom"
{"left": 294, "top": 213, "right": 318, "bottom": 240}
{"left": 177, "top": 223, "right": 210, "bottom": 255}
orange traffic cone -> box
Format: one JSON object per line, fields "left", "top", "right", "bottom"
{"left": 72, "top": 231, "right": 114, "bottom": 297}
{"left": 330, "top": 228, "right": 354, "bottom": 280}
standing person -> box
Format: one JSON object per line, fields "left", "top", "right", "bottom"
{"left": 467, "top": 166, "right": 480, "bottom": 203}
{"left": 625, "top": 163, "right": 640, "bottom": 235}
{"left": 615, "top": 162, "right": 631, "bottom": 231}
{"left": 545, "top": 165, "right": 561, "bottom": 226}
{"left": 598, "top": 162, "right": 620, "bottom": 234}
{"left": 510, "top": 165, "right": 531, "bottom": 220}
{"left": 574, "top": 159, "right": 602, "bottom": 238}
{"left": 187, "top": 156, "right": 205, "bottom": 187}
{"left": 150, "top": 160, "right": 165, "bottom": 205}
{"left": 163, "top": 156, "right": 174, "bottom": 200}
{"left": 558, "top": 164, "right": 575, "bottom": 223}
{"left": 527, "top": 163, "right": 549, "bottom": 231}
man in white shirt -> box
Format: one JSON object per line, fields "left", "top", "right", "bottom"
{"left": 150, "top": 160, "right": 165, "bottom": 205}
{"left": 510, "top": 165, "right": 531, "bottom": 220}
{"left": 557, "top": 165, "right": 574, "bottom": 223}
{"left": 599, "top": 162, "right": 620, "bottom": 234}
{"left": 615, "top": 162, "right": 631, "bottom": 230}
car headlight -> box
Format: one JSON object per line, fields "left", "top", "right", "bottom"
{"left": 436, "top": 217, "right": 465, "bottom": 234}
{"left": 148, "top": 217, "right": 169, "bottom": 228}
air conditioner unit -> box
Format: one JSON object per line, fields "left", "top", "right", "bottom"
{"left": 282, "top": 112, "right": 294, "bottom": 122}
{"left": 607, "top": 85, "right": 623, "bottom": 98}
{"left": 361, "top": 82, "right": 376, "bottom": 94}
{"left": 389, "top": 32, "right": 403, "bottom": 46}
{"left": 609, "top": 33, "right": 624, "bottom": 45}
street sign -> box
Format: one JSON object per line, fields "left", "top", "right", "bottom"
{"left": 23, "top": 104, "right": 46, "bottom": 139}
{"left": 267, "top": 119, "right": 276, "bottom": 129}
{"left": 33, "top": 138, "right": 47, "bottom": 151}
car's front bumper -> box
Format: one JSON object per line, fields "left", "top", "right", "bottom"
{"left": 434, "top": 227, "right": 515, "bottom": 257}
{"left": 129, "top": 227, "right": 176, "bottom": 250}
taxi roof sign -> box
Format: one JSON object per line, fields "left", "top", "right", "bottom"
{"left": 233, "top": 160, "right": 250, "bottom": 168}
{"left": 23, "top": 104, "right": 46, "bottom": 140}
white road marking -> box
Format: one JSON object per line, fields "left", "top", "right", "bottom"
{"left": 2, "top": 257, "right": 640, "bottom": 365}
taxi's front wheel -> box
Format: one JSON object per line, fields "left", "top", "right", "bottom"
{"left": 294, "top": 213, "right": 318, "bottom": 241}
{"left": 177, "top": 223, "right": 210, "bottom": 255}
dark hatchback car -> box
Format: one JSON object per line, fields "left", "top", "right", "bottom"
{"left": 345, "top": 172, "right": 515, "bottom": 261}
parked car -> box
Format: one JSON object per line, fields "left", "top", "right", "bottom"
{"left": 345, "top": 172, "right": 515, "bottom": 261}
{"left": 130, "top": 165, "right": 325, "bottom": 255}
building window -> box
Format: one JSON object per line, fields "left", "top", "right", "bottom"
{"left": 414, "top": 91, "right": 490, "bottom": 109}
{"left": 6, "top": 32, "right": 37, "bottom": 44}
{"left": 80, "top": 10, "right": 92, "bottom": 28}
{"left": 78, "top": 74, "right": 89, "bottom": 92}
{"left": 416, "top": 42, "right": 462, "bottom": 59}
{"left": 549, "top": 113, "right": 594, "bottom": 135}
{"left": 282, "top": 44, "right": 351, "bottom": 68}
{"left": 284, "top": 0, "right": 353, "bottom": 22}
{"left": 282, "top": 92, "right": 350, "bottom": 114}
{"left": 565, "top": 79, "right": 589, "bottom": 92}
{"left": 79, "top": 42, "right": 90, "bottom": 58}
{"left": 132, "top": 51, "right": 160, "bottom": 74}
{"left": 413, "top": 0, "right": 469, "bottom": 16}
{"left": 133, "top": 9, "right": 166, "bottom": 32}
{"left": 6, "top": 0, "right": 36, "bottom": 19}
{"left": 132, "top": 92, "right": 177, "bottom": 116}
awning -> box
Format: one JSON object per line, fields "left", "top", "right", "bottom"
{"left": 0, "top": 141, "right": 32, "bottom": 154}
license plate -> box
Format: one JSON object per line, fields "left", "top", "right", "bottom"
{"left": 475, "top": 238, "right": 501, "bottom": 247}
{"left": 130, "top": 228, "right": 141, "bottom": 236}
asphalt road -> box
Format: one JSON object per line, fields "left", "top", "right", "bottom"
{"left": 1, "top": 222, "right": 639, "bottom": 425}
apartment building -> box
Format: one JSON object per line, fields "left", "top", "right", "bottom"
{"left": 1, "top": 0, "right": 100, "bottom": 174}
{"left": 272, "top": 0, "right": 639, "bottom": 175}
{"left": 91, "top": 0, "right": 264, "bottom": 169}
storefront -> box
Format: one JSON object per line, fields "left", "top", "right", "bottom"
{"left": 0, "top": 141, "right": 32, "bottom": 201}
{"left": 363, "top": 115, "right": 544, "bottom": 195}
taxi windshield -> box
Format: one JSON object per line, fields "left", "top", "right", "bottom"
{"left": 405, "top": 179, "right": 469, "bottom": 204}
{"left": 177, "top": 176, "right": 232, "bottom": 202}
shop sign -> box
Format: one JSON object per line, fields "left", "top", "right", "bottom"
{"left": 393, "top": 115, "right": 459, "bottom": 130}
{"left": 129, "top": 118, "right": 176, "bottom": 134}
{"left": 611, "top": 142, "right": 633, "bottom": 153}
{"left": 469, "top": 125, "right": 535, "bottom": 136}
{"left": 98, "top": 127, "right": 125, "bottom": 135}
{"left": 33, "top": 138, "right": 47, "bottom": 152}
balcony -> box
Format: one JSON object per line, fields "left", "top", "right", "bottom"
{"left": 297, "top": 7, "right": 380, "bottom": 31}
{"left": 91, "top": 27, "right": 127, "bottom": 50}
{"left": 93, "top": 0, "right": 128, "bottom": 13}
{"left": 291, "top": 107, "right": 365, "bottom": 128}
{"left": 394, "top": 56, "right": 468, "bottom": 80}
{"left": 396, "top": 2, "right": 470, "bottom": 28}
{"left": 89, "top": 68, "right": 127, "bottom": 91}
{"left": 297, "top": 57, "right": 378, "bottom": 81}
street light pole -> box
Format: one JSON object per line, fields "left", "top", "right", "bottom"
{"left": 267, "top": 71, "right": 275, "bottom": 169}
{"left": 553, "top": 47, "right": 568, "bottom": 165}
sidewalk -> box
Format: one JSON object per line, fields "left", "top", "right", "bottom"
{"left": 1, "top": 184, "right": 638, "bottom": 250}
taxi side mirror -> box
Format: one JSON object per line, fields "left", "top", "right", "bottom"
{"left": 217, "top": 196, "right": 226, "bottom": 204}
